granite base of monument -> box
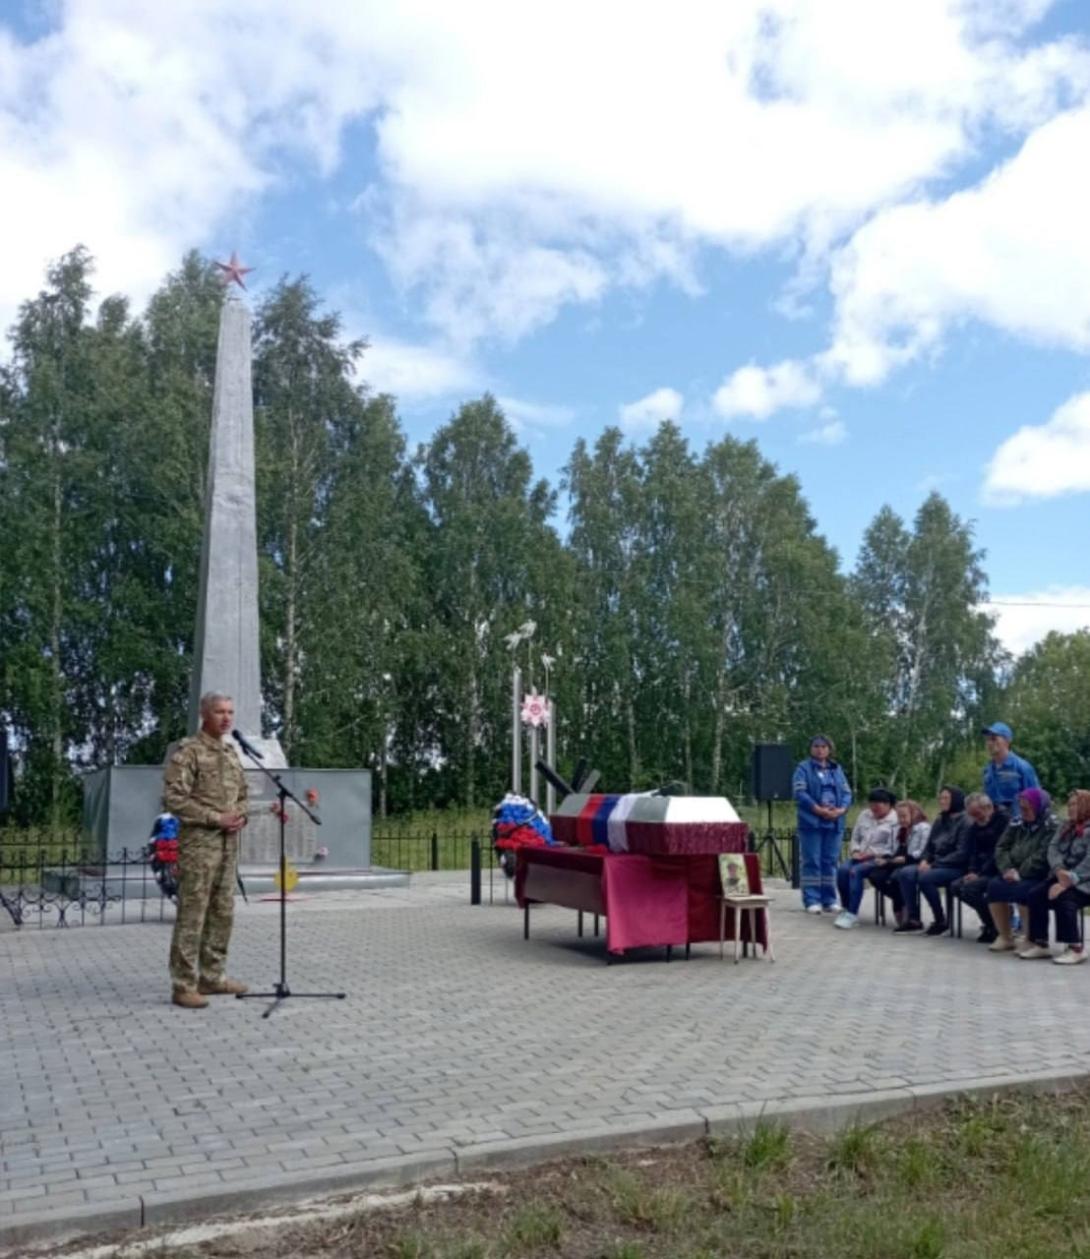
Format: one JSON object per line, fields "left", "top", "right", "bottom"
{"left": 81, "top": 766, "right": 407, "bottom": 892}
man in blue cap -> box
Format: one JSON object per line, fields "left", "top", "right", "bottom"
{"left": 982, "top": 722, "right": 1039, "bottom": 810}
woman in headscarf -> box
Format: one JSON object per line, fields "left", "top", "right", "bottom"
{"left": 891, "top": 786, "right": 970, "bottom": 935}
{"left": 1019, "top": 790, "right": 1090, "bottom": 964}
{"left": 951, "top": 792, "right": 1009, "bottom": 944}
{"left": 868, "top": 799, "right": 929, "bottom": 926}
{"left": 984, "top": 787, "right": 1058, "bottom": 953}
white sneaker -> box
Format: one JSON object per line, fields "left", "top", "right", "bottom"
{"left": 822, "top": 903, "right": 841, "bottom": 914}
{"left": 1017, "top": 944, "right": 1053, "bottom": 960}
{"left": 1054, "top": 947, "right": 1088, "bottom": 966}
{"left": 806, "top": 904, "right": 823, "bottom": 915}
{"left": 834, "top": 911, "right": 858, "bottom": 929}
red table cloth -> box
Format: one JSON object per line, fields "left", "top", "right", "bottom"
{"left": 516, "top": 845, "right": 764, "bottom": 956}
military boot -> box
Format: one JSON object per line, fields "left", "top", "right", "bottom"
{"left": 198, "top": 977, "right": 249, "bottom": 995}
{"left": 172, "top": 988, "right": 209, "bottom": 1009}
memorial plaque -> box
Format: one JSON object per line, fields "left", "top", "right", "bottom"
{"left": 241, "top": 773, "right": 318, "bottom": 864}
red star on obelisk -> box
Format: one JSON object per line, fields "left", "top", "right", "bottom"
{"left": 215, "top": 251, "right": 254, "bottom": 290}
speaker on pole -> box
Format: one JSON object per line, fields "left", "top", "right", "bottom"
{"left": 751, "top": 743, "right": 793, "bottom": 802}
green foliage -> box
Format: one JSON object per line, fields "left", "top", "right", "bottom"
{"left": 739, "top": 1120, "right": 791, "bottom": 1171}
{"left": 4, "top": 245, "right": 1075, "bottom": 829}
{"left": 1002, "top": 630, "right": 1090, "bottom": 794}
{"left": 501, "top": 1202, "right": 564, "bottom": 1250}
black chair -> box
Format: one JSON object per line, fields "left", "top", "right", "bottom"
{"left": 944, "top": 883, "right": 963, "bottom": 938}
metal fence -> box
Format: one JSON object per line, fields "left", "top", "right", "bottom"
{"left": 0, "top": 843, "right": 174, "bottom": 929}
{"left": 370, "top": 826, "right": 487, "bottom": 873}
{"left": 0, "top": 825, "right": 805, "bottom": 928}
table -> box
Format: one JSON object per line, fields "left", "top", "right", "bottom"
{"left": 516, "top": 846, "right": 764, "bottom": 959}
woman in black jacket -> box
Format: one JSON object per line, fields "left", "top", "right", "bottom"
{"left": 892, "top": 787, "right": 969, "bottom": 935}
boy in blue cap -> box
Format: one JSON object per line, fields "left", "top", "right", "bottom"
{"left": 982, "top": 722, "right": 1039, "bottom": 811}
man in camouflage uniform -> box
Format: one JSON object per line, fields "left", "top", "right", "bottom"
{"left": 163, "top": 692, "right": 250, "bottom": 1009}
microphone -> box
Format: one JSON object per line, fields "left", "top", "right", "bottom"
{"left": 232, "top": 729, "right": 264, "bottom": 760}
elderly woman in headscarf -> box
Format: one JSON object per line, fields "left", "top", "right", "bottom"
{"left": 891, "top": 786, "right": 970, "bottom": 935}
{"left": 1018, "top": 789, "right": 1090, "bottom": 964}
{"left": 868, "top": 799, "right": 929, "bottom": 926}
{"left": 984, "top": 787, "right": 1058, "bottom": 953}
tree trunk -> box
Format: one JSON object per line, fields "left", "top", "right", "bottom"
{"left": 678, "top": 668, "right": 693, "bottom": 790}
{"left": 50, "top": 451, "right": 64, "bottom": 835}
{"left": 378, "top": 736, "right": 388, "bottom": 818}
{"left": 281, "top": 419, "right": 300, "bottom": 758}
{"left": 282, "top": 511, "right": 298, "bottom": 759}
{"left": 465, "top": 664, "right": 477, "bottom": 809}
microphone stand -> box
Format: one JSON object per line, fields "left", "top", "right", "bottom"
{"left": 234, "top": 741, "right": 346, "bottom": 1018}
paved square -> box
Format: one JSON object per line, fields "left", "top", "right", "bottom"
{"left": 2, "top": 874, "right": 1089, "bottom": 1246}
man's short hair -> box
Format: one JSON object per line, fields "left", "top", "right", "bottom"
{"left": 199, "top": 691, "right": 234, "bottom": 716}
{"left": 965, "top": 792, "right": 993, "bottom": 811}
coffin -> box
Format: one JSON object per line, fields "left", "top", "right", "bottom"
{"left": 550, "top": 792, "right": 747, "bottom": 856}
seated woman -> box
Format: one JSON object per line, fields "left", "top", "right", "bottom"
{"left": 892, "top": 786, "right": 969, "bottom": 935}
{"left": 868, "top": 800, "right": 929, "bottom": 926}
{"left": 985, "top": 787, "right": 1058, "bottom": 953}
{"left": 834, "top": 788, "right": 899, "bottom": 929}
{"left": 1019, "top": 789, "right": 1090, "bottom": 963}
{"left": 951, "top": 793, "right": 1008, "bottom": 944}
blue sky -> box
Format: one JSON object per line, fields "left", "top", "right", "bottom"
{"left": 3, "top": 1, "right": 1090, "bottom": 654}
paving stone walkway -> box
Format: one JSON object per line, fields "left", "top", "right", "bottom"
{"left": 2, "top": 873, "right": 1089, "bottom": 1248}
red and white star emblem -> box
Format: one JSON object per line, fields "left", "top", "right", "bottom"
{"left": 215, "top": 251, "right": 254, "bottom": 290}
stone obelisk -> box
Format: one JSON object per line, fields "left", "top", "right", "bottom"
{"left": 188, "top": 262, "right": 286, "bottom": 767}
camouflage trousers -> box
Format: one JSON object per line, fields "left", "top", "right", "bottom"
{"left": 169, "top": 832, "right": 239, "bottom": 992}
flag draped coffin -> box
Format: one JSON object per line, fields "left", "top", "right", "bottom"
{"left": 550, "top": 793, "right": 747, "bottom": 855}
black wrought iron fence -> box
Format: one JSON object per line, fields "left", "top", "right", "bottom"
{"left": 0, "top": 843, "right": 174, "bottom": 929}
{"left": 370, "top": 826, "right": 486, "bottom": 872}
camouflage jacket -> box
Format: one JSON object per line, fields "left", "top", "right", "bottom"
{"left": 163, "top": 730, "right": 249, "bottom": 834}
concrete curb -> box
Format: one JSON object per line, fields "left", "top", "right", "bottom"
{"left": 3, "top": 1070, "right": 1087, "bottom": 1253}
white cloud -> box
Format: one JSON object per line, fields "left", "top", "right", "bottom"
{"left": 799, "top": 418, "right": 847, "bottom": 445}
{"left": 825, "top": 104, "right": 1090, "bottom": 388}
{"left": 618, "top": 386, "right": 684, "bottom": 432}
{"left": 497, "top": 395, "right": 576, "bottom": 431}
{"left": 3, "top": 0, "right": 1087, "bottom": 352}
{"left": 713, "top": 360, "right": 822, "bottom": 420}
{"left": 985, "top": 588, "right": 1090, "bottom": 656}
{"left": 361, "top": 336, "right": 479, "bottom": 401}
{"left": 984, "top": 391, "right": 1090, "bottom": 503}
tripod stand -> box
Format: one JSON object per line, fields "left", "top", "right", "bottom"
{"left": 235, "top": 752, "right": 346, "bottom": 1019}
{"left": 751, "top": 799, "right": 793, "bottom": 882}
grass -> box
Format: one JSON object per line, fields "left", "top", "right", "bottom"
{"left": 102, "top": 1086, "right": 1090, "bottom": 1259}
{"left": 0, "top": 826, "right": 88, "bottom": 882}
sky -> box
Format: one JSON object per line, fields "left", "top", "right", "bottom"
{"left": 2, "top": 0, "right": 1090, "bottom": 657}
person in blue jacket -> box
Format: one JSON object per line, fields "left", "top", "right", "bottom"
{"left": 793, "top": 734, "right": 852, "bottom": 914}
{"left": 982, "top": 721, "right": 1039, "bottom": 810}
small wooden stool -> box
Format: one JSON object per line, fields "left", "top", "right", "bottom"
{"left": 719, "top": 894, "right": 774, "bottom": 963}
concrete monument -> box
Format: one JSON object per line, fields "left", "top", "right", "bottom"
{"left": 188, "top": 258, "right": 283, "bottom": 765}
{"left": 82, "top": 255, "right": 387, "bottom": 888}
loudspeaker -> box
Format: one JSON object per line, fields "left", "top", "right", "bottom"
{"left": 751, "top": 743, "right": 793, "bottom": 801}
{"left": 0, "top": 729, "right": 10, "bottom": 815}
